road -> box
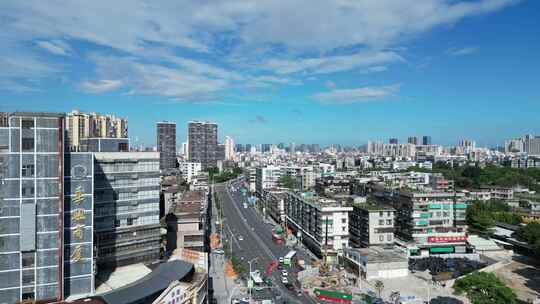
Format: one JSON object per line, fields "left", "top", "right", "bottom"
{"left": 215, "top": 180, "right": 316, "bottom": 304}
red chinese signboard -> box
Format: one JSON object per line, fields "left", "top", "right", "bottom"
{"left": 427, "top": 235, "right": 467, "bottom": 243}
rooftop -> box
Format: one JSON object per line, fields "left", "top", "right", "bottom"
{"left": 179, "top": 190, "right": 205, "bottom": 203}
{"left": 353, "top": 202, "right": 395, "bottom": 211}
{"left": 348, "top": 247, "right": 407, "bottom": 264}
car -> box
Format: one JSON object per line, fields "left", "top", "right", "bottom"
{"left": 281, "top": 277, "right": 288, "bottom": 284}
{"left": 238, "top": 236, "right": 244, "bottom": 241}
{"left": 231, "top": 300, "right": 240, "bottom": 304}
{"left": 297, "top": 290, "right": 303, "bottom": 297}
{"left": 213, "top": 249, "right": 224, "bottom": 254}
{"left": 279, "top": 257, "right": 284, "bottom": 264}
{"left": 281, "top": 270, "right": 288, "bottom": 276}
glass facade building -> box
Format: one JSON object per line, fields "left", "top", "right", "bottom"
{"left": 93, "top": 152, "right": 161, "bottom": 269}
{"left": 0, "top": 112, "right": 94, "bottom": 303}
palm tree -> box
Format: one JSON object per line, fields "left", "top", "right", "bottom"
{"left": 374, "top": 280, "right": 384, "bottom": 298}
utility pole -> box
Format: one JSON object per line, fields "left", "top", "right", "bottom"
{"left": 248, "top": 257, "right": 258, "bottom": 302}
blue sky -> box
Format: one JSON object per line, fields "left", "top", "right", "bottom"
{"left": 1, "top": 0, "right": 539, "bottom": 147}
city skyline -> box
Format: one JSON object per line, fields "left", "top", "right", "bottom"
{"left": 1, "top": 1, "right": 540, "bottom": 146}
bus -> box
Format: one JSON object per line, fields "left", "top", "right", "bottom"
{"left": 250, "top": 270, "right": 264, "bottom": 290}
{"left": 283, "top": 250, "right": 296, "bottom": 266}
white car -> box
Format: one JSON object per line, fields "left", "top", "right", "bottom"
{"left": 213, "top": 249, "right": 224, "bottom": 254}
{"left": 279, "top": 257, "right": 284, "bottom": 264}
{"left": 238, "top": 236, "right": 244, "bottom": 241}
{"left": 281, "top": 270, "right": 288, "bottom": 277}
{"left": 281, "top": 276, "right": 288, "bottom": 284}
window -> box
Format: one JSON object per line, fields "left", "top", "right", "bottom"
{"left": 342, "top": 227, "right": 346, "bottom": 232}
{"left": 22, "top": 252, "right": 35, "bottom": 268}
{"left": 378, "top": 220, "right": 384, "bottom": 226}
{"left": 341, "top": 218, "right": 346, "bottom": 224}
{"left": 22, "top": 138, "right": 34, "bottom": 151}
{"left": 386, "top": 219, "right": 392, "bottom": 225}
{"left": 387, "top": 234, "right": 393, "bottom": 241}
{"left": 22, "top": 291, "right": 35, "bottom": 300}
{"left": 21, "top": 119, "right": 34, "bottom": 129}
{"left": 379, "top": 235, "right": 384, "bottom": 242}
{"left": 22, "top": 185, "right": 35, "bottom": 197}
{"left": 22, "top": 164, "right": 35, "bottom": 177}
{"left": 387, "top": 211, "right": 392, "bottom": 217}
{"left": 127, "top": 218, "right": 133, "bottom": 226}
{"left": 379, "top": 211, "right": 384, "bottom": 217}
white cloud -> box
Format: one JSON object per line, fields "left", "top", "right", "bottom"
{"left": 79, "top": 79, "right": 123, "bottom": 93}
{"left": 447, "top": 47, "right": 479, "bottom": 56}
{"left": 36, "top": 40, "right": 72, "bottom": 56}
{"left": 367, "top": 66, "right": 388, "bottom": 73}
{"left": 314, "top": 84, "right": 400, "bottom": 104}
{"left": 84, "top": 55, "right": 228, "bottom": 101}
{"left": 0, "top": 0, "right": 518, "bottom": 94}
{"left": 264, "top": 51, "right": 403, "bottom": 75}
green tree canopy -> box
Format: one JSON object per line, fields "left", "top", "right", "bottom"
{"left": 466, "top": 201, "right": 496, "bottom": 235}
{"left": 454, "top": 272, "right": 517, "bottom": 304}
{"left": 515, "top": 222, "right": 540, "bottom": 253}
{"left": 278, "top": 175, "right": 298, "bottom": 190}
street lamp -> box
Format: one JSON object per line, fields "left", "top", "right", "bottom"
{"left": 248, "top": 257, "right": 259, "bottom": 301}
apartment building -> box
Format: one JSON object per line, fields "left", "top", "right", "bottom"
{"left": 481, "top": 186, "right": 514, "bottom": 200}
{"left": 187, "top": 121, "right": 219, "bottom": 169}
{"left": 166, "top": 191, "right": 207, "bottom": 253}
{"left": 66, "top": 110, "right": 128, "bottom": 151}
{"left": 315, "top": 175, "right": 352, "bottom": 197}
{"left": 429, "top": 173, "right": 454, "bottom": 191}
{"left": 284, "top": 192, "right": 352, "bottom": 263}
{"left": 349, "top": 202, "right": 395, "bottom": 248}
{"left": 93, "top": 152, "right": 161, "bottom": 268}
{"left": 261, "top": 189, "right": 286, "bottom": 224}
{"left": 391, "top": 190, "right": 468, "bottom": 256}
{"left": 156, "top": 122, "right": 177, "bottom": 170}
{"left": 0, "top": 112, "right": 94, "bottom": 303}
{"left": 179, "top": 161, "right": 202, "bottom": 183}
{"left": 255, "top": 165, "right": 282, "bottom": 196}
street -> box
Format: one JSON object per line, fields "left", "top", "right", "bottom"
{"left": 212, "top": 180, "right": 316, "bottom": 304}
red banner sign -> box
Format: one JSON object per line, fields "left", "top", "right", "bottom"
{"left": 428, "top": 235, "right": 467, "bottom": 243}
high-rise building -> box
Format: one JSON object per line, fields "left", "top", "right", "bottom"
{"left": 389, "top": 138, "right": 398, "bottom": 144}
{"left": 289, "top": 142, "right": 296, "bottom": 154}
{"left": 225, "top": 136, "right": 235, "bottom": 160}
{"left": 261, "top": 144, "right": 271, "bottom": 153}
{"left": 180, "top": 142, "right": 189, "bottom": 156}
{"left": 235, "top": 144, "right": 244, "bottom": 153}
{"left": 407, "top": 136, "right": 418, "bottom": 145}
{"left": 157, "top": 122, "right": 177, "bottom": 170}
{"left": 188, "top": 121, "right": 220, "bottom": 169}
{"left": 524, "top": 135, "right": 540, "bottom": 156}
{"left": 93, "top": 152, "right": 161, "bottom": 268}
{"left": 422, "top": 136, "right": 432, "bottom": 145}
{"left": 66, "top": 110, "right": 128, "bottom": 151}
{"left": 0, "top": 112, "right": 94, "bottom": 303}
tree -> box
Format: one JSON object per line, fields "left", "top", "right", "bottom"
{"left": 515, "top": 222, "right": 540, "bottom": 253}
{"left": 278, "top": 175, "right": 298, "bottom": 190}
{"left": 466, "top": 201, "right": 495, "bottom": 235}
{"left": 374, "top": 280, "right": 384, "bottom": 298}
{"left": 453, "top": 272, "right": 517, "bottom": 304}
